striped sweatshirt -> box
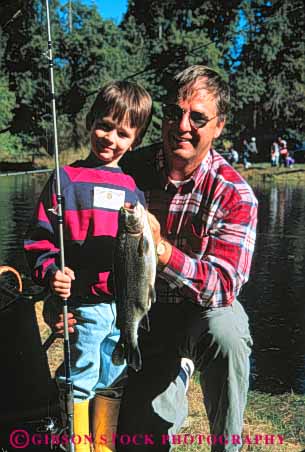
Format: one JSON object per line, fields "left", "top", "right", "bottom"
{"left": 24, "top": 155, "right": 145, "bottom": 301}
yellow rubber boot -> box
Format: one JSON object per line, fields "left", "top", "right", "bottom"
{"left": 73, "top": 400, "right": 92, "bottom": 452}
{"left": 92, "top": 395, "right": 121, "bottom": 452}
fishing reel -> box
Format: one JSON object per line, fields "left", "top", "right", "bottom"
{"left": 28, "top": 415, "right": 68, "bottom": 451}
{"left": 0, "top": 265, "right": 47, "bottom": 312}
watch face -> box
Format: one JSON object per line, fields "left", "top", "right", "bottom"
{"left": 157, "top": 241, "right": 166, "bottom": 256}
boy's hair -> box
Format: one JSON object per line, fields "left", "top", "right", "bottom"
{"left": 165, "top": 65, "right": 230, "bottom": 122}
{"left": 86, "top": 80, "right": 152, "bottom": 147}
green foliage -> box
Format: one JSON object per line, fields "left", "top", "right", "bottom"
{"left": 121, "top": 0, "right": 229, "bottom": 145}
{"left": 0, "top": 75, "right": 23, "bottom": 156}
{"left": 0, "top": 0, "right": 303, "bottom": 160}
{"left": 231, "top": 0, "right": 305, "bottom": 154}
{"left": 57, "top": 1, "right": 131, "bottom": 147}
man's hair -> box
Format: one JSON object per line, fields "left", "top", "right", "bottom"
{"left": 86, "top": 80, "right": 152, "bottom": 146}
{"left": 166, "top": 65, "right": 230, "bottom": 122}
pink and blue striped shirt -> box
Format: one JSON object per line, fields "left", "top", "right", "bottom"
{"left": 24, "top": 155, "right": 145, "bottom": 301}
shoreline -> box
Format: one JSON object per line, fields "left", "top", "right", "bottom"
{"left": 237, "top": 162, "right": 305, "bottom": 184}
{"left": 2, "top": 154, "right": 305, "bottom": 184}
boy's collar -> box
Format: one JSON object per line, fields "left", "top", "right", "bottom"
{"left": 85, "top": 152, "right": 105, "bottom": 167}
{"left": 71, "top": 152, "right": 121, "bottom": 169}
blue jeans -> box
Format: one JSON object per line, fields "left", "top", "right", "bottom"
{"left": 56, "top": 301, "right": 126, "bottom": 402}
{"left": 117, "top": 300, "right": 252, "bottom": 452}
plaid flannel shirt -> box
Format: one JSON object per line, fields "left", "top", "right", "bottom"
{"left": 143, "top": 146, "right": 258, "bottom": 307}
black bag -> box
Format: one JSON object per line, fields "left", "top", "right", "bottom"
{"left": 0, "top": 266, "right": 60, "bottom": 450}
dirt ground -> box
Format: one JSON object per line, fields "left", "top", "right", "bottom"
{"left": 35, "top": 301, "right": 63, "bottom": 376}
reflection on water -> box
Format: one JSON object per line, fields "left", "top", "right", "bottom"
{"left": 240, "top": 183, "right": 305, "bottom": 394}
{"left": 0, "top": 173, "right": 50, "bottom": 273}
{"left": 0, "top": 174, "right": 304, "bottom": 394}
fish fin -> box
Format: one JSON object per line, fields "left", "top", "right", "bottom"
{"left": 138, "top": 233, "right": 144, "bottom": 256}
{"left": 138, "top": 234, "right": 150, "bottom": 257}
{"left": 149, "top": 285, "right": 156, "bottom": 304}
{"left": 140, "top": 314, "right": 150, "bottom": 332}
{"left": 112, "top": 340, "right": 125, "bottom": 366}
{"left": 143, "top": 236, "right": 150, "bottom": 254}
{"left": 128, "top": 345, "right": 142, "bottom": 372}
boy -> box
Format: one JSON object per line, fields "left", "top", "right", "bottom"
{"left": 24, "top": 80, "right": 152, "bottom": 452}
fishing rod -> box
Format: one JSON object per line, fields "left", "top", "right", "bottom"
{"left": 45, "top": 0, "right": 75, "bottom": 450}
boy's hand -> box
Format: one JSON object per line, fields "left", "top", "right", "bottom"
{"left": 55, "top": 312, "right": 76, "bottom": 334}
{"left": 50, "top": 266, "right": 75, "bottom": 299}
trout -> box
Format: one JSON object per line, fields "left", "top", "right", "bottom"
{"left": 112, "top": 202, "right": 157, "bottom": 372}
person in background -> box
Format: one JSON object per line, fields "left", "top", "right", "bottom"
{"left": 230, "top": 145, "right": 239, "bottom": 166}
{"left": 24, "top": 80, "right": 152, "bottom": 452}
{"left": 286, "top": 152, "right": 295, "bottom": 168}
{"left": 242, "top": 138, "right": 251, "bottom": 169}
{"left": 279, "top": 137, "right": 288, "bottom": 167}
{"left": 249, "top": 136, "right": 258, "bottom": 162}
{"left": 270, "top": 139, "right": 280, "bottom": 167}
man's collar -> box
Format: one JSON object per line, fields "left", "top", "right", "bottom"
{"left": 156, "top": 146, "right": 212, "bottom": 193}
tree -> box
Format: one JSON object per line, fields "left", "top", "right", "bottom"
{"left": 122, "top": 0, "right": 234, "bottom": 143}
{"left": 0, "top": 9, "right": 23, "bottom": 157}
{"left": 0, "top": 0, "right": 136, "bottom": 153}
{"left": 231, "top": 0, "right": 305, "bottom": 154}
{"left": 57, "top": 1, "right": 132, "bottom": 148}
{"left": 1, "top": 0, "right": 61, "bottom": 154}
{"left": 0, "top": 75, "right": 23, "bottom": 156}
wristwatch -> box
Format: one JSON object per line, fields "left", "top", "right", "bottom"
{"left": 156, "top": 240, "right": 167, "bottom": 257}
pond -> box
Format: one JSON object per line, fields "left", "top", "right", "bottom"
{"left": 241, "top": 182, "right": 305, "bottom": 394}
{"left": 0, "top": 172, "right": 304, "bottom": 394}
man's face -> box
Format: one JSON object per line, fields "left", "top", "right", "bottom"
{"left": 162, "top": 88, "right": 225, "bottom": 173}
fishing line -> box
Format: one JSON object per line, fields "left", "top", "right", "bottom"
{"left": 44, "top": 0, "right": 75, "bottom": 449}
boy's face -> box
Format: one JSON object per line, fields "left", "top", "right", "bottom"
{"left": 90, "top": 115, "right": 137, "bottom": 166}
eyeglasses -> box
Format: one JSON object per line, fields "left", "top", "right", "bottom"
{"left": 162, "top": 103, "right": 217, "bottom": 130}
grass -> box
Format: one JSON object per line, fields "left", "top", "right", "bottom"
{"left": 33, "top": 147, "right": 90, "bottom": 168}
{"left": 179, "top": 378, "right": 305, "bottom": 451}
{"left": 35, "top": 302, "right": 305, "bottom": 452}
{"left": 178, "top": 381, "right": 305, "bottom": 452}
{"left": 1, "top": 147, "right": 90, "bottom": 168}
{"left": 237, "top": 162, "right": 305, "bottom": 184}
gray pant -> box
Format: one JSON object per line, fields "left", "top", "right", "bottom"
{"left": 116, "top": 300, "right": 252, "bottom": 452}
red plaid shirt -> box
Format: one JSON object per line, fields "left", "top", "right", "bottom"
{"left": 143, "top": 146, "right": 258, "bottom": 307}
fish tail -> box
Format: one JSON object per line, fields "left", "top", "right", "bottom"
{"left": 112, "top": 340, "right": 125, "bottom": 366}
{"left": 127, "top": 345, "right": 142, "bottom": 372}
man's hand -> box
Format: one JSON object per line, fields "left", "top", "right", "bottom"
{"left": 55, "top": 312, "right": 77, "bottom": 334}
{"left": 147, "top": 211, "right": 162, "bottom": 245}
{"left": 147, "top": 211, "right": 172, "bottom": 266}
{"left": 50, "top": 266, "right": 75, "bottom": 299}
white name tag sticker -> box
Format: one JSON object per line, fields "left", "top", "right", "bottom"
{"left": 93, "top": 187, "right": 125, "bottom": 210}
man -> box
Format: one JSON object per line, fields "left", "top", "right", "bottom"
{"left": 56, "top": 66, "right": 257, "bottom": 452}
